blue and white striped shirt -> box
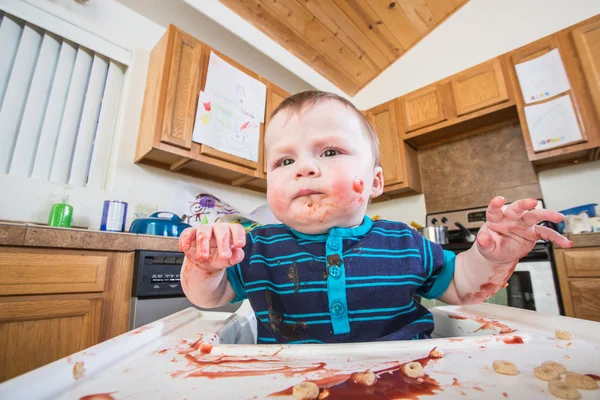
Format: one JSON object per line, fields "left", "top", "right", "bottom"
{"left": 226, "top": 216, "right": 455, "bottom": 344}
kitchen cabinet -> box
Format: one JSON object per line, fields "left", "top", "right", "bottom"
{"left": 0, "top": 248, "right": 134, "bottom": 382}
{"left": 136, "top": 25, "right": 292, "bottom": 193}
{"left": 554, "top": 235, "right": 600, "bottom": 323}
{"left": 401, "top": 85, "right": 447, "bottom": 133}
{"left": 572, "top": 19, "right": 600, "bottom": 124}
{"left": 367, "top": 100, "right": 422, "bottom": 198}
{"left": 506, "top": 19, "right": 600, "bottom": 170}
{"left": 401, "top": 57, "right": 517, "bottom": 149}
{"left": 450, "top": 58, "right": 509, "bottom": 116}
{"left": 262, "top": 83, "right": 290, "bottom": 175}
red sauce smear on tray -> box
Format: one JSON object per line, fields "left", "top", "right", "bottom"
{"left": 79, "top": 394, "right": 115, "bottom": 400}
{"left": 586, "top": 374, "right": 600, "bottom": 381}
{"left": 271, "top": 354, "right": 442, "bottom": 400}
{"left": 503, "top": 393, "right": 509, "bottom": 398}
{"left": 447, "top": 314, "right": 516, "bottom": 334}
{"left": 497, "top": 336, "right": 524, "bottom": 345}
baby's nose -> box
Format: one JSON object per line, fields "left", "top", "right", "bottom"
{"left": 295, "top": 162, "right": 320, "bottom": 179}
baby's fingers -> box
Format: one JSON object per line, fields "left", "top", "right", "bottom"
{"left": 213, "top": 223, "right": 234, "bottom": 259}
{"left": 195, "top": 224, "right": 213, "bottom": 260}
{"left": 486, "top": 196, "right": 506, "bottom": 223}
{"left": 504, "top": 198, "right": 538, "bottom": 221}
{"left": 535, "top": 225, "right": 573, "bottom": 248}
{"left": 522, "top": 209, "right": 564, "bottom": 226}
{"left": 179, "top": 227, "right": 196, "bottom": 251}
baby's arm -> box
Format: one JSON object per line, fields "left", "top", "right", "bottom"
{"left": 438, "top": 197, "right": 572, "bottom": 305}
{"left": 178, "top": 223, "right": 246, "bottom": 308}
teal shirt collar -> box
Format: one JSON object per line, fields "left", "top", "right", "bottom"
{"left": 289, "top": 216, "right": 374, "bottom": 240}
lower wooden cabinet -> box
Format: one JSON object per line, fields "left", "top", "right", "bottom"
{"left": 554, "top": 245, "right": 600, "bottom": 322}
{"left": 0, "top": 248, "right": 134, "bottom": 382}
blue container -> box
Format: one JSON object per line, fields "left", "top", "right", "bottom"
{"left": 100, "top": 200, "right": 128, "bottom": 232}
{"left": 129, "top": 212, "right": 191, "bottom": 237}
{"left": 557, "top": 203, "right": 598, "bottom": 233}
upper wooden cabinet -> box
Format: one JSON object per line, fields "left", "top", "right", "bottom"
{"left": 400, "top": 57, "right": 516, "bottom": 149}
{"left": 401, "top": 85, "right": 447, "bottom": 132}
{"left": 136, "top": 25, "right": 291, "bottom": 193}
{"left": 507, "top": 25, "right": 600, "bottom": 169}
{"left": 450, "top": 58, "right": 509, "bottom": 116}
{"left": 572, "top": 19, "right": 600, "bottom": 122}
{"left": 159, "top": 28, "right": 204, "bottom": 150}
{"left": 367, "top": 100, "right": 422, "bottom": 198}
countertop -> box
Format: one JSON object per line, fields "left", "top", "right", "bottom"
{"left": 564, "top": 232, "right": 600, "bottom": 248}
{"left": 0, "top": 222, "right": 180, "bottom": 252}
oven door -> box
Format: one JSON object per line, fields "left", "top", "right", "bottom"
{"left": 509, "top": 261, "right": 560, "bottom": 315}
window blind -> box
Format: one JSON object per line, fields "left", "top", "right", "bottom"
{"left": 0, "top": 11, "right": 125, "bottom": 189}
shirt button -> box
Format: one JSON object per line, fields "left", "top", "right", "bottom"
{"left": 329, "top": 265, "right": 342, "bottom": 279}
{"left": 328, "top": 240, "right": 340, "bottom": 251}
{"left": 331, "top": 301, "right": 345, "bottom": 317}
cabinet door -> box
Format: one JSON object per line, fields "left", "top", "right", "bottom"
{"left": 0, "top": 298, "right": 103, "bottom": 382}
{"left": 572, "top": 19, "right": 600, "bottom": 121}
{"left": 160, "top": 27, "right": 203, "bottom": 150}
{"left": 451, "top": 59, "right": 509, "bottom": 116}
{"left": 368, "top": 100, "right": 404, "bottom": 186}
{"left": 569, "top": 279, "right": 600, "bottom": 322}
{"left": 401, "top": 85, "right": 447, "bottom": 132}
{"left": 262, "top": 83, "right": 290, "bottom": 174}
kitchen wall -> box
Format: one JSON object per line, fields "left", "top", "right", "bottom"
{"left": 539, "top": 160, "right": 600, "bottom": 214}
{"left": 368, "top": 1, "right": 600, "bottom": 222}
{"left": 0, "top": 0, "right": 312, "bottom": 229}
{"left": 418, "top": 121, "right": 542, "bottom": 213}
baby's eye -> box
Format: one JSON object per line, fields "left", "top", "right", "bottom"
{"left": 322, "top": 148, "right": 339, "bottom": 157}
{"left": 282, "top": 158, "right": 294, "bottom": 166}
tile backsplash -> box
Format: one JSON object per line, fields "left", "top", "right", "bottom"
{"left": 418, "top": 120, "right": 542, "bottom": 213}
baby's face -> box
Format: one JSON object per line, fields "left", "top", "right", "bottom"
{"left": 265, "top": 100, "right": 383, "bottom": 234}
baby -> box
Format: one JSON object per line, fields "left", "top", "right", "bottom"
{"left": 179, "top": 91, "right": 572, "bottom": 343}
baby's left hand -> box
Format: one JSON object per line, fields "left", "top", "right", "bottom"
{"left": 477, "top": 197, "right": 573, "bottom": 265}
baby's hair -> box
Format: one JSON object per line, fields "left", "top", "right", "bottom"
{"left": 269, "top": 90, "right": 381, "bottom": 167}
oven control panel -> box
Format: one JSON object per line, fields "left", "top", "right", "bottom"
{"left": 426, "top": 199, "right": 544, "bottom": 231}
{"left": 133, "top": 251, "right": 186, "bottom": 297}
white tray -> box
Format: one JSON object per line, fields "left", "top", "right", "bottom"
{"left": 1, "top": 302, "right": 599, "bottom": 399}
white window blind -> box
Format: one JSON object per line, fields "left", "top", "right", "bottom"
{"left": 0, "top": 11, "right": 126, "bottom": 189}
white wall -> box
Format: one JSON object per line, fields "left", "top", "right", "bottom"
{"left": 538, "top": 160, "right": 600, "bottom": 215}
{"left": 367, "top": 194, "right": 428, "bottom": 226}
{"left": 0, "top": 0, "right": 312, "bottom": 229}
{"left": 353, "top": 0, "right": 600, "bottom": 109}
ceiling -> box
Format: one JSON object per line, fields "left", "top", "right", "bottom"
{"left": 218, "top": 0, "right": 468, "bottom": 95}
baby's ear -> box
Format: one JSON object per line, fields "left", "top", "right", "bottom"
{"left": 370, "top": 166, "right": 384, "bottom": 198}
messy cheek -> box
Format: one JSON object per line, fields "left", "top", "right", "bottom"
{"left": 352, "top": 178, "right": 364, "bottom": 194}
{"left": 267, "top": 185, "right": 288, "bottom": 215}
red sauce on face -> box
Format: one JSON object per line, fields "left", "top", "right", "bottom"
{"left": 352, "top": 179, "right": 364, "bottom": 194}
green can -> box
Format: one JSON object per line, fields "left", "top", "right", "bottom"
{"left": 48, "top": 203, "right": 73, "bottom": 228}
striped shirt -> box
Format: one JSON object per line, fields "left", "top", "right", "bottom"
{"left": 226, "top": 216, "right": 456, "bottom": 344}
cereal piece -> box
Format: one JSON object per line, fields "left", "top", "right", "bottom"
{"left": 293, "top": 382, "right": 320, "bottom": 400}
{"left": 555, "top": 330, "right": 573, "bottom": 340}
{"left": 492, "top": 360, "right": 519, "bottom": 376}
{"left": 429, "top": 347, "right": 443, "bottom": 358}
{"left": 351, "top": 372, "right": 376, "bottom": 386}
{"left": 542, "top": 361, "right": 567, "bottom": 375}
{"left": 402, "top": 362, "right": 425, "bottom": 378}
{"left": 548, "top": 380, "right": 581, "bottom": 399}
{"left": 72, "top": 362, "right": 85, "bottom": 379}
{"left": 534, "top": 361, "right": 567, "bottom": 381}
{"left": 565, "top": 372, "right": 599, "bottom": 390}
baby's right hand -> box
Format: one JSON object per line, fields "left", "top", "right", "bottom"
{"left": 178, "top": 223, "right": 246, "bottom": 271}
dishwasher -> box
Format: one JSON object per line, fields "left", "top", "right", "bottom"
{"left": 130, "top": 251, "right": 242, "bottom": 329}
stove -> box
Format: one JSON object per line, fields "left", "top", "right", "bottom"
{"left": 425, "top": 200, "right": 563, "bottom": 315}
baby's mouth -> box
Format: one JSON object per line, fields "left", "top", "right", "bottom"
{"left": 293, "top": 189, "right": 324, "bottom": 200}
